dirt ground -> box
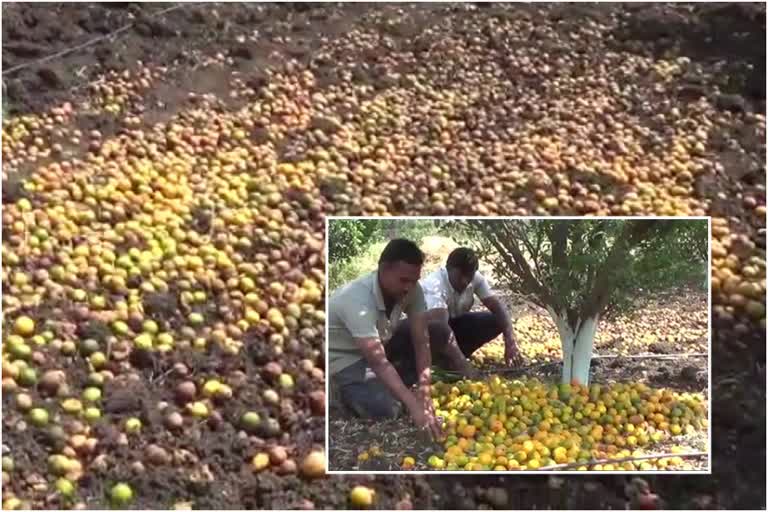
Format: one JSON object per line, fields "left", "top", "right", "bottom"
{"left": 2, "top": 2, "right": 766, "bottom": 510}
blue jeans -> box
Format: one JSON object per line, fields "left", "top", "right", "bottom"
{"left": 333, "top": 312, "right": 503, "bottom": 419}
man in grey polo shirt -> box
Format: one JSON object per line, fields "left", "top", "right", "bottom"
{"left": 328, "top": 239, "right": 442, "bottom": 439}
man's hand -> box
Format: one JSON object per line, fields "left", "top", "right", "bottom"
{"left": 504, "top": 334, "right": 523, "bottom": 367}
{"left": 407, "top": 393, "right": 443, "bottom": 441}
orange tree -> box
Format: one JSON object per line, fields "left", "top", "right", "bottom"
{"left": 454, "top": 218, "right": 708, "bottom": 385}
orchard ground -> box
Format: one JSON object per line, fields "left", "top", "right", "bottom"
{"left": 2, "top": 2, "right": 765, "bottom": 510}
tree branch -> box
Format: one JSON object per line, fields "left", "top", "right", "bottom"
{"left": 549, "top": 221, "right": 576, "bottom": 327}
{"left": 549, "top": 221, "right": 570, "bottom": 271}
{"left": 487, "top": 221, "right": 558, "bottom": 310}
{"left": 489, "top": 258, "right": 546, "bottom": 308}
{"left": 516, "top": 223, "right": 545, "bottom": 281}
{"left": 692, "top": 232, "right": 708, "bottom": 262}
{"left": 580, "top": 220, "right": 669, "bottom": 320}
{"left": 473, "top": 220, "right": 555, "bottom": 310}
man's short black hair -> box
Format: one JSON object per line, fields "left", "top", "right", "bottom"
{"left": 379, "top": 239, "right": 425, "bottom": 267}
{"left": 446, "top": 247, "right": 479, "bottom": 275}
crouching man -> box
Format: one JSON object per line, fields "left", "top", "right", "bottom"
{"left": 328, "top": 239, "right": 442, "bottom": 439}
{"left": 416, "top": 247, "right": 522, "bottom": 378}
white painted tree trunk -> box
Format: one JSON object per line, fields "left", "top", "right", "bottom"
{"left": 546, "top": 307, "right": 600, "bottom": 386}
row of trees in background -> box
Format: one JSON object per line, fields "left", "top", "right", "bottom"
{"left": 327, "top": 218, "right": 709, "bottom": 385}
{"left": 328, "top": 219, "right": 438, "bottom": 263}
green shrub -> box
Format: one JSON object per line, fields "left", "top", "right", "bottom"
{"left": 327, "top": 219, "right": 442, "bottom": 291}
{"left": 329, "top": 240, "right": 389, "bottom": 292}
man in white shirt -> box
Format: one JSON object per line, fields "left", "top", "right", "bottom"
{"left": 386, "top": 247, "right": 522, "bottom": 379}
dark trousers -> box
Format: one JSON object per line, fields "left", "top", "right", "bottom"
{"left": 333, "top": 312, "right": 503, "bottom": 419}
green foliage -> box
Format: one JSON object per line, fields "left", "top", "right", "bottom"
{"left": 328, "top": 219, "right": 439, "bottom": 264}
{"left": 328, "top": 240, "right": 389, "bottom": 292}
{"left": 374, "top": 219, "right": 439, "bottom": 246}
{"left": 328, "top": 219, "right": 378, "bottom": 263}
{"left": 591, "top": 220, "right": 708, "bottom": 317}
{"left": 327, "top": 218, "right": 442, "bottom": 291}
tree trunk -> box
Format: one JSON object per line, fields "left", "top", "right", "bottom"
{"left": 548, "top": 308, "right": 600, "bottom": 385}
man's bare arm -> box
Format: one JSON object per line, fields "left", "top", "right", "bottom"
{"left": 409, "top": 311, "right": 432, "bottom": 395}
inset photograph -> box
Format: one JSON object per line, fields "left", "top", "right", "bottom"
{"left": 326, "top": 217, "right": 710, "bottom": 473}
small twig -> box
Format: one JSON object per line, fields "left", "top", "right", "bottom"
{"left": 2, "top": 4, "right": 188, "bottom": 76}
{"left": 150, "top": 367, "right": 175, "bottom": 385}
{"left": 105, "top": 334, "right": 113, "bottom": 363}
{"left": 536, "top": 450, "right": 708, "bottom": 471}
